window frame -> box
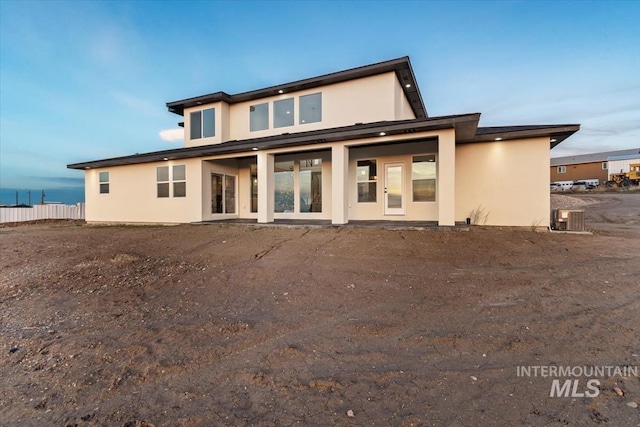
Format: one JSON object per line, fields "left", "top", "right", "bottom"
{"left": 602, "top": 162, "right": 608, "bottom": 170}
{"left": 357, "top": 159, "right": 377, "bottom": 203}
{"left": 411, "top": 154, "right": 437, "bottom": 202}
{"left": 157, "top": 165, "right": 186, "bottom": 198}
{"left": 190, "top": 107, "right": 215, "bottom": 140}
{"left": 99, "top": 171, "right": 110, "bottom": 194}
{"left": 273, "top": 98, "right": 294, "bottom": 128}
{"left": 299, "top": 93, "right": 322, "bottom": 125}
{"left": 173, "top": 165, "right": 186, "bottom": 198}
{"left": 250, "top": 103, "right": 269, "bottom": 132}
{"left": 557, "top": 165, "right": 567, "bottom": 174}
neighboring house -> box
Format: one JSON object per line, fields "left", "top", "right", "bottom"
{"left": 68, "top": 57, "right": 579, "bottom": 226}
{"left": 550, "top": 148, "right": 640, "bottom": 183}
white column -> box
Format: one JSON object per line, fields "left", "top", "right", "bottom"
{"left": 257, "top": 151, "right": 274, "bottom": 223}
{"left": 331, "top": 144, "right": 349, "bottom": 225}
{"left": 438, "top": 129, "right": 456, "bottom": 226}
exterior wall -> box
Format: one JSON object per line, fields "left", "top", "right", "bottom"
{"left": 348, "top": 140, "right": 439, "bottom": 221}
{"left": 183, "top": 72, "right": 413, "bottom": 147}
{"left": 608, "top": 157, "right": 640, "bottom": 175}
{"left": 550, "top": 161, "right": 608, "bottom": 183}
{"left": 83, "top": 130, "right": 554, "bottom": 227}
{"left": 456, "top": 137, "right": 550, "bottom": 227}
{"left": 393, "top": 77, "right": 416, "bottom": 120}
{"left": 84, "top": 159, "right": 203, "bottom": 224}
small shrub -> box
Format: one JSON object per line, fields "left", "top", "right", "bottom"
{"left": 469, "top": 206, "right": 489, "bottom": 225}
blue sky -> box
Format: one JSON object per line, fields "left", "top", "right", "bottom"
{"left": 1, "top": 0, "right": 639, "bottom": 203}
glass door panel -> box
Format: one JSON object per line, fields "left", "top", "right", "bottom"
{"left": 384, "top": 163, "right": 404, "bottom": 215}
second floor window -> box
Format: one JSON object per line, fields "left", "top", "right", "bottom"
{"left": 274, "top": 98, "right": 294, "bottom": 128}
{"left": 250, "top": 103, "right": 269, "bottom": 131}
{"left": 300, "top": 93, "right": 322, "bottom": 124}
{"left": 190, "top": 108, "right": 215, "bottom": 139}
{"left": 557, "top": 166, "right": 566, "bottom": 174}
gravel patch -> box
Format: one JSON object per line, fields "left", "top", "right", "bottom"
{"left": 550, "top": 194, "right": 600, "bottom": 210}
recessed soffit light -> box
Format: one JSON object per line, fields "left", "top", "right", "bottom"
{"left": 494, "top": 137, "right": 502, "bottom": 141}
{"left": 379, "top": 132, "right": 386, "bottom": 136}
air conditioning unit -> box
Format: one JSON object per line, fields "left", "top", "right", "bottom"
{"left": 553, "top": 209, "right": 585, "bottom": 231}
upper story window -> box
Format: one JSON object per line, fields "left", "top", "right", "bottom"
{"left": 190, "top": 108, "right": 215, "bottom": 139}
{"left": 99, "top": 171, "right": 109, "bottom": 194}
{"left": 300, "top": 93, "right": 322, "bottom": 124}
{"left": 274, "top": 98, "right": 294, "bottom": 128}
{"left": 557, "top": 166, "right": 566, "bottom": 174}
{"left": 250, "top": 103, "right": 269, "bottom": 132}
{"left": 249, "top": 93, "right": 323, "bottom": 132}
{"left": 602, "top": 162, "right": 608, "bottom": 170}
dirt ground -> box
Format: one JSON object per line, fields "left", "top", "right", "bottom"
{"left": 1, "top": 193, "right": 639, "bottom": 427}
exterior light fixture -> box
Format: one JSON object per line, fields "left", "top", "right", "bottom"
{"left": 405, "top": 84, "right": 411, "bottom": 88}
{"left": 85, "top": 167, "right": 90, "bottom": 170}
{"left": 278, "top": 90, "right": 284, "bottom": 94}
{"left": 494, "top": 137, "right": 502, "bottom": 141}
{"left": 163, "top": 157, "right": 169, "bottom": 161}
{"left": 379, "top": 132, "right": 386, "bottom": 136}
{"left": 252, "top": 147, "right": 259, "bottom": 151}
{"left": 550, "top": 138, "right": 557, "bottom": 142}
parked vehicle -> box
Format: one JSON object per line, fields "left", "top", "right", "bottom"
{"left": 552, "top": 181, "right": 574, "bottom": 191}
{"left": 606, "top": 163, "right": 640, "bottom": 187}
{"left": 550, "top": 182, "right": 562, "bottom": 191}
{"left": 572, "top": 179, "right": 599, "bottom": 191}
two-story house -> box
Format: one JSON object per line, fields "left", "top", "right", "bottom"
{"left": 68, "top": 56, "right": 579, "bottom": 226}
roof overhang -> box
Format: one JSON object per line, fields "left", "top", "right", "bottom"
{"left": 67, "top": 114, "right": 479, "bottom": 170}
{"left": 461, "top": 124, "right": 580, "bottom": 149}
{"left": 166, "top": 56, "right": 428, "bottom": 119}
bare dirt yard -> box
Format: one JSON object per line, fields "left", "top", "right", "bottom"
{"left": 1, "top": 193, "right": 639, "bottom": 427}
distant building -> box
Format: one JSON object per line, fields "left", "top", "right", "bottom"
{"left": 607, "top": 152, "right": 640, "bottom": 175}
{"left": 551, "top": 148, "right": 640, "bottom": 183}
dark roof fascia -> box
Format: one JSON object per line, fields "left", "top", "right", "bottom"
{"left": 67, "top": 114, "right": 479, "bottom": 170}
{"left": 166, "top": 57, "right": 428, "bottom": 118}
{"left": 167, "top": 92, "right": 232, "bottom": 114}
{"left": 462, "top": 124, "right": 580, "bottom": 148}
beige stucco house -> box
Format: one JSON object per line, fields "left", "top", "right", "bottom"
{"left": 68, "top": 57, "right": 579, "bottom": 226}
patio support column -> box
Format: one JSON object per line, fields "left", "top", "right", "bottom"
{"left": 331, "top": 144, "right": 349, "bottom": 225}
{"left": 257, "top": 151, "right": 274, "bottom": 223}
{"left": 438, "top": 129, "right": 456, "bottom": 226}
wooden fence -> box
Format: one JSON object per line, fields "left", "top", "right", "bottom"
{"left": 0, "top": 203, "right": 85, "bottom": 223}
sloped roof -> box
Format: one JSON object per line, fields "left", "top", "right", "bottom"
{"left": 67, "top": 114, "right": 580, "bottom": 170}
{"left": 166, "top": 57, "right": 428, "bottom": 119}
{"left": 68, "top": 114, "right": 477, "bottom": 170}
{"left": 551, "top": 148, "right": 640, "bottom": 166}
